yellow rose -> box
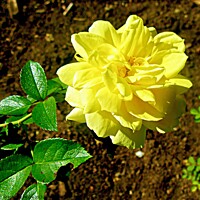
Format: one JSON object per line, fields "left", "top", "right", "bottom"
{"left": 57, "top": 15, "right": 192, "bottom": 149}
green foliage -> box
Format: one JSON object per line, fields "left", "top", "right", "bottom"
{"left": 0, "top": 61, "right": 92, "bottom": 199}
{"left": 0, "top": 95, "right": 31, "bottom": 116}
{"left": 182, "top": 156, "right": 200, "bottom": 192}
{"left": 32, "top": 97, "right": 57, "bottom": 131}
{"left": 32, "top": 138, "right": 92, "bottom": 183}
{"left": 0, "top": 154, "right": 33, "bottom": 200}
{"left": 20, "top": 61, "right": 48, "bottom": 100}
{"left": 0, "top": 60, "right": 67, "bottom": 130}
{"left": 190, "top": 96, "right": 200, "bottom": 123}
{"left": 0, "top": 138, "right": 91, "bottom": 199}
{"left": 185, "top": 97, "right": 200, "bottom": 192}
{"left": 1, "top": 143, "right": 23, "bottom": 151}
{"left": 20, "top": 183, "right": 46, "bottom": 200}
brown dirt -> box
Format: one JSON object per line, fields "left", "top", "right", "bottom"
{"left": 0, "top": 0, "right": 200, "bottom": 199}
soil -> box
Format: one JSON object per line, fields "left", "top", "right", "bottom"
{"left": 0, "top": 0, "right": 200, "bottom": 199}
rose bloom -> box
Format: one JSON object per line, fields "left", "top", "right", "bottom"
{"left": 57, "top": 15, "right": 192, "bottom": 149}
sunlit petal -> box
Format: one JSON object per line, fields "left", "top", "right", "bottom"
{"left": 57, "top": 62, "right": 93, "bottom": 86}
{"left": 154, "top": 32, "right": 185, "bottom": 52}
{"left": 96, "top": 87, "right": 121, "bottom": 113}
{"left": 143, "top": 97, "right": 185, "bottom": 133}
{"left": 73, "top": 68, "right": 102, "bottom": 88}
{"left": 110, "top": 126, "right": 146, "bottom": 149}
{"left": 80, "top": 88, "right": 101, "bottom": 113}
{"left": 65, "top": 86, "right": 82, "bottom": 108}
{"left": 67, "top": 108, "right": 86, "bottom": 123}
{"left": 85, "top": 111, "right": 120, "bottom": 137}
{"left": 125, "top": 95, "right": 164, "bottom": 121}
{"left": 72, "top": 33, "right": 106, "bottom": 59}
{"left": 89, "top": 20, "right": 120, "bottom": 47}
{"left": 160, "top": 52, "right": 188, "bottom": 78}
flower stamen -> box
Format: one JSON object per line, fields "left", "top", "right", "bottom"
{"left": 117, "top": 66, "right": 129, "bottom": 77}
{"left": 128, "top": 57, "right": 146, "bottom": 67}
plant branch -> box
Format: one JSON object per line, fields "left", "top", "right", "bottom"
{"left": 0, "top": 113, "right": 32, "bottom": 128}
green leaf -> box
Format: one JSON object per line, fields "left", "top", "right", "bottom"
{"left": 0, "top": 126, "right": 8, "bottom": 135}
{"left": 182, "top": 169, "right": 187, "bottom": 175}
{"left": 192, "top": 180, "right": 199, "bottom": 186}
{"left": 196, "top": 166, "right": 200, "bottom": 173}
{"left": 188, "top": 157, "right": 196, "bottom": 165}
{"left": 0, "top": 154, "right": 33, "bottom": 199}
{"left": 182, "top": 174, "right": 187, "bottom": 179}
{"left": 20, "top": 183, "right": 46, "bottom": 200}
{"left": 53, "top": 93, "right": 66, "bottom": 103}
{"left": 187, "top": 166, "right": 195, "bottom": 172}
{"left": 195, "top": 118, "right": 200, "bottom": 123}
{"left": 0, "top": 95, "right": 31, "bottom": 116}
{"left": 36, "top": 183, "right": 46, "bottom": 199}
{"left": 191, "top": 185, "right": 197, "bottom": 192}
{"left": 27, "top": 95, "right": 37, "bottom": 103}
{"left": 1, "top": 143, "right": 23, "bottom": 150}
{"left": 20, "top": 61, "right": 47, "bottom": 100}
{"left": 198, "top": 174, "right": 200, "bottom": 181}
{"left": 197, "top": 158, "right": 200, "bottom": 165}
{"left": 32, "top": 97, "right": 57, "bottom": 131}
{"left": 188, "top": 174, "right": 192, "bottom": 180}
{"left": 195, "top": 114, "right": 200, "bottom": 118}
{"left": 47, "top": 79, "right": 61, "bottom": 96}
{"left": 32, "top": 138, "right": 92, "bottom": 183}
{"left": 190, "top": 108, "right": 199, "bottom": 115}
{"left": 191, "top": 176, "right": 196, "bottom": 182}
{"left": 52, "top": 77, "right": 68, "bottom": 89}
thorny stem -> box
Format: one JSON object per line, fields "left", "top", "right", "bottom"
{"left": 0, "top": 113, "right": 32, "bottom": 128}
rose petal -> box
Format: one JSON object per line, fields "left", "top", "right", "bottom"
{"left": 57, "top": 62, "right": 92, "bottom": 86}
{"left": 89, "top": 20, "right": 120, "bottom": 47}
{"left": 67, "top": 108, "right": 86, "bottom": 123}
{"left": 150, "top": 87, "right": 176, "bottom": 113}
{"left": 96, "top": 87, "right": 121, "bottom": 113}
{"left": 85, "top": 111, "right": 120, "bottom": 137}
{"left": 116, "top": 77, "right": 133, "bottom": 100}
{"left": 134, "top": 89, "right": 155, "bottom": 102}
{"left": 72, "top": 32, "right": 105, "bottom": 59}
{"left": 65, "top": 86, "right": 82, "bottom": 108}
{"left": 125, "top": 95, "right": 164, "bottom": 121}
{"left": 110, "top": 126, "right": 146, "bottom": 149}
{"left": 154, "top": 32, "right": 185, "bottom": 52}
{"left": 120, "top": 15, "right": 151, "bottom": 57}
{"left": 165, "top": 75, "right": 193, "bottom": 94}
{"left": 143, "top": 97, "right": 186, "bottom": 133}
{"left": 161, "top": 52, "right": 188, "bottom": 78}
{"left": 80, "top": 88, "right": 101, "bottom": 113}
{"left": 102, "top": 64, "right": 118, "bottom": 91}
{"left": 113, "top": 104, "right": 142, "bottom": 130}
{"left": 73, "top": 68, "right": 102, "bottom": 88}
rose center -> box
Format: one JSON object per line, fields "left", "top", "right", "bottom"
{"left": 117, "top": 57, "right": 147, "bottom": 78}
{"left": 128, "top": 57, "right": 146, "bottom": 67}
{"left": 117, "top": 66, "right": 129, "bottom": 78}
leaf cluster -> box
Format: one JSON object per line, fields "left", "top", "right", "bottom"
{"left": 0, "top": 60, "right": 67, "bottom": 132}
{"left": 0, "top": 61, "right": 92, "bottom": 199}
{"left": 190, "top": 96, "right": 200, "bottom": 123}
{"left": 182, "top": 156, "right": 200, "bottom": 192}
{"left": 0, "top": 138, "right": 91, "bottom": 199}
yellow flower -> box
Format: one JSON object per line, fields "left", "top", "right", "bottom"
{"left": 57, "top": 15, "right": 192, "bottom": 149}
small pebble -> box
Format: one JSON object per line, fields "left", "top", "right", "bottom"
{"left": 135, "top": 150, "right": 144, "bottom": 158}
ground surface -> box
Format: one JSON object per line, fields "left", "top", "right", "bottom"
{"left": 0, "top": 0, "right": 200, "bottom": 199}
